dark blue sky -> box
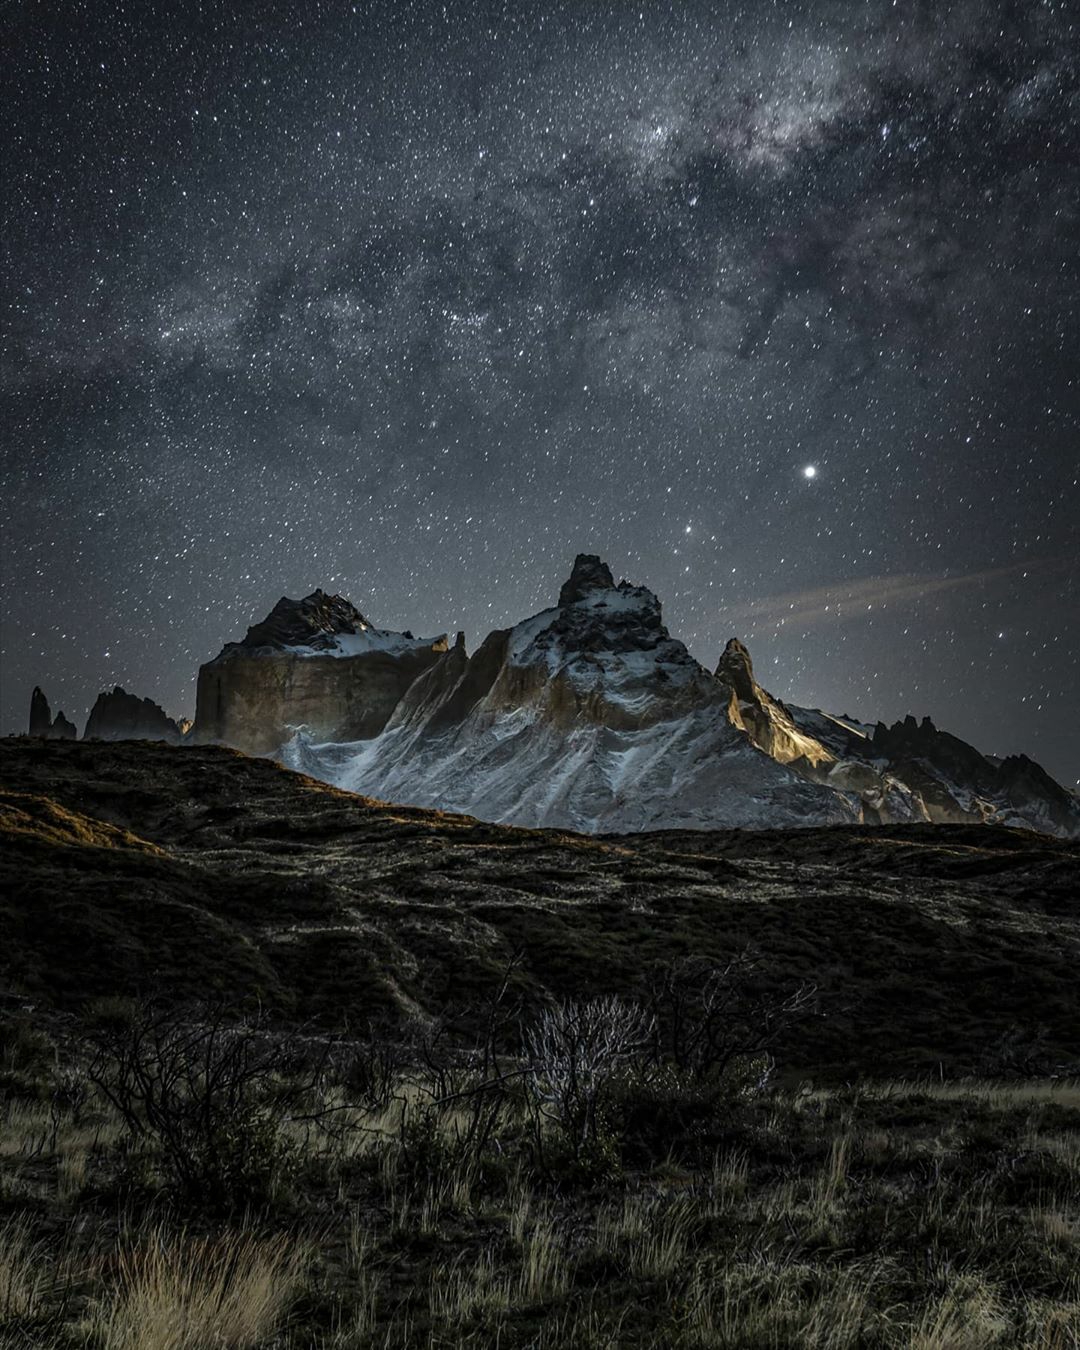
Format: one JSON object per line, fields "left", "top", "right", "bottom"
{"left": 2, "top": 0, "right": 1077, "bottom": 784}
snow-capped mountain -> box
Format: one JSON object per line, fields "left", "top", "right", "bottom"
{"left": 193, "top": 556, "right": 1080, "bottom": 837}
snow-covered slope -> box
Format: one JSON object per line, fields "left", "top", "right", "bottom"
{"left": 280, "top": 557, "right": 861, "bottom": 831}
{"left": 198, "top": 557, "right": 1079, "bottom": 838}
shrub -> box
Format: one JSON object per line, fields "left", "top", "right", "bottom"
{"left": 83, "top": 1001, "right": 315, "bottom": 1210}
{"left": 523, "top": 996, "right": 653, "bottom": 1154}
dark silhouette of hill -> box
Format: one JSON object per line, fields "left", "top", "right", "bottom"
{"left": 2, "top": 738, "right": 1077, "bottom": 1079}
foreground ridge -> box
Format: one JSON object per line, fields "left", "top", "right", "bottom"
{"left": 2, "top": 736, "right": 1078, "bottom": 1078}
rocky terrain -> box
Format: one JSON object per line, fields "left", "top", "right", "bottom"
{"left": 261, "top": 555, "right": 1079, "bottom": 837}
{"left": 2, "top": 737, "right": 1078, "bottom": 1080}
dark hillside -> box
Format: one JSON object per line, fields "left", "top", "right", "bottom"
{"left": 2, "top": 738, "right": 1077, "bottom": 1079}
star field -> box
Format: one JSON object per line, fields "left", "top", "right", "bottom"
{"left": 2, "top": 0, "right": 1078, "bottom": 783}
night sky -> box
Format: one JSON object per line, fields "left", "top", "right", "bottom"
{"left": 3, "top": 1, "right": 1078, "bottom": 786}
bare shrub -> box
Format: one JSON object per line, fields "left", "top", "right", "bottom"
{"left": 523, "top": 995, "right": 654, "bottom": 1153}
{"left": 648, "top": 952, "right": 817, "bottom": 1084}
{"left": 83, "top": 1001, "right": 327, "bottom": 1208}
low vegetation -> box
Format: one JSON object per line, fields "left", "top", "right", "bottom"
{"left": 2, "top": 969, "right": 1079, "bottom": 1348}
{"left": 3, "top": 739, "right": 1080, "bottom": 1084}
{"left": 2, "top": 743, "right": 1079, "bottom": 1343}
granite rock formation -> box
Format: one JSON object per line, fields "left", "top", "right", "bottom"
{"left": 83, "top": 688, "right": 182, "bottom": 743}
{"left": 29, "top": 687, "right": 52, "bottom": 736}
{"left": 193, "top": 589, "right": 448, "bottom": 755}
{"left": 282, "top": 557, "right": 860, "bottom": 831}
{"left": 30, "top": 553, "right": 1067, "bottom": 839}
{"left": 279, "top": 556, "right": 1079, "bottom": 839}
{"left": 715, "top": 638, "right": 832, "bottom": 767}
{"left": 28, "top": 687, "right": 78, "bottom": 740}
{"left": 51, "top": 711, "right": 78, "bottom": 740}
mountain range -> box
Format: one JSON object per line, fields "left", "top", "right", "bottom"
{"left": 28, "top": 555, "right": 1080, "bottom": 837}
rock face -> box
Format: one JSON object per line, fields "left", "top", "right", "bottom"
{"left": 28, "top": 688, "right": 78, "bottom": 740}
{"left": 184, "top": 555, "right": 1078, "bottom": 839}
{"left": 193, "top": 589, "right": 448, "bottom": 755}
{"left": 83, "top": 688, "right": 182, "bottom": 743}
{"left": 857, "top": 715, "right": 1080, "bottom": 834}
{"left": 557, "top": 553, "right": 616, "bottom": 606}
{"left": 240, "top": 588, "right": 372, "bottom": 651}
{"left": 29, "top": 687, "right": 52, "bottom": 736}
{"left": 715, "top": 639, "right": 832, "bottom": 767}
{"left": 282, "top": 560, "right": 860, "bottom": 832}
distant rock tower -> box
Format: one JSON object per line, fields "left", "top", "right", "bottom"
{"left": 29, "top": 686, "right": 52, "bottom": 735}
{"left": 83, "top": 687, "right": 182, "bottom": 743}
{"left": 28, "top": 686, "right": 78, "bottom": 739}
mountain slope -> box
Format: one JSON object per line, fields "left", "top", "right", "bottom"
{"left": 281, "top": 557, "right": 862, "bottom": 832}
{"left": 274, "top": 556, "right": 1079, "bottom": 837}
{"left": 2, "top": 738, "right": 1078, "bottom": 1079}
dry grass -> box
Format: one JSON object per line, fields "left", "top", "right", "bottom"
{"left": 855, "top": 1078, "right": 1080, "bottom": 1111}
{"left": 4, "top": 1068, "right": 1080, "bottom": 1348}
{"left": 683, "top": 1257, "right": 880, "bottom": 1348}
{"left": 0, "top": 1216, "right": 54, "bottom": 1321}
{"left": 907, "top": 1276, "right": 1010, "bottom": 1349}
{"left": 96, "top": 1228, "right": 305, "bottom": 1350}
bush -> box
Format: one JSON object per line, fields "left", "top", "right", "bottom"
{"left": 83, "top": 1001, "right": 313, "bottom": 1210}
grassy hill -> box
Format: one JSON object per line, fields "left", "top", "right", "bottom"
{"left": 3, "top": 739, "right": 1080, "bottom": 1347}
{"left": 2, "top": 738, "right": 1078, "bottom": 1079}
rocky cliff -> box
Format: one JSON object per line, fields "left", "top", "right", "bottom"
{"left": 83, "top": 687, "right": 182, "bottom": 743}
{"left": 193, "top": 588, "right": 448, "bottom": 754}
{"left": 277, "top": 556, "right": 1079, "bottom": 839}
{"left": 28, "top": 687, "right": 78, "bottom": 740}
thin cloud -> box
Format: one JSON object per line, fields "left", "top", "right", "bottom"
{"left": 719, "top": 557, "right": 1067, "bottom": 633}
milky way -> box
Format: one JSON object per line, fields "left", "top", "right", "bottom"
{"left": 2, "top": 1, "right": 1078, "bottom": 784}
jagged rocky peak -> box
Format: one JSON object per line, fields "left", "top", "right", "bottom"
{"left": 714, "top": 638, "right": 834, "bottom": 769}
{"left": 241, "top": 588, "right": 370, "bottom": 651}
{"left": 28, "top": 687, "right": 78, "bottom": 740}
{"left": 870, "top": 714, "right": 989, "bottom": 782}
{"left": 523, "top": 556, "right": 678, "bottom": 662}
{"left": 84, "top": 687, "right": 182, "bottom": 744}
{"left": 715, "top": 637, "right": 758, "bottom": 704}
{"left": 483, "top": 555, "right": 728, "bottom": 734}
{"left": 558, "top": 554, "right": 617, "bottom": 607}
{"left": 50, "top": 711, "right": 78, "bottom": 740}
{"left": 29, "top": 686, "right": 52, "bottom": 736}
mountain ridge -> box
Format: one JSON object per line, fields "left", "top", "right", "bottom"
{"left": 24, "top": 554, "right": 1080, "bottom": 838}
